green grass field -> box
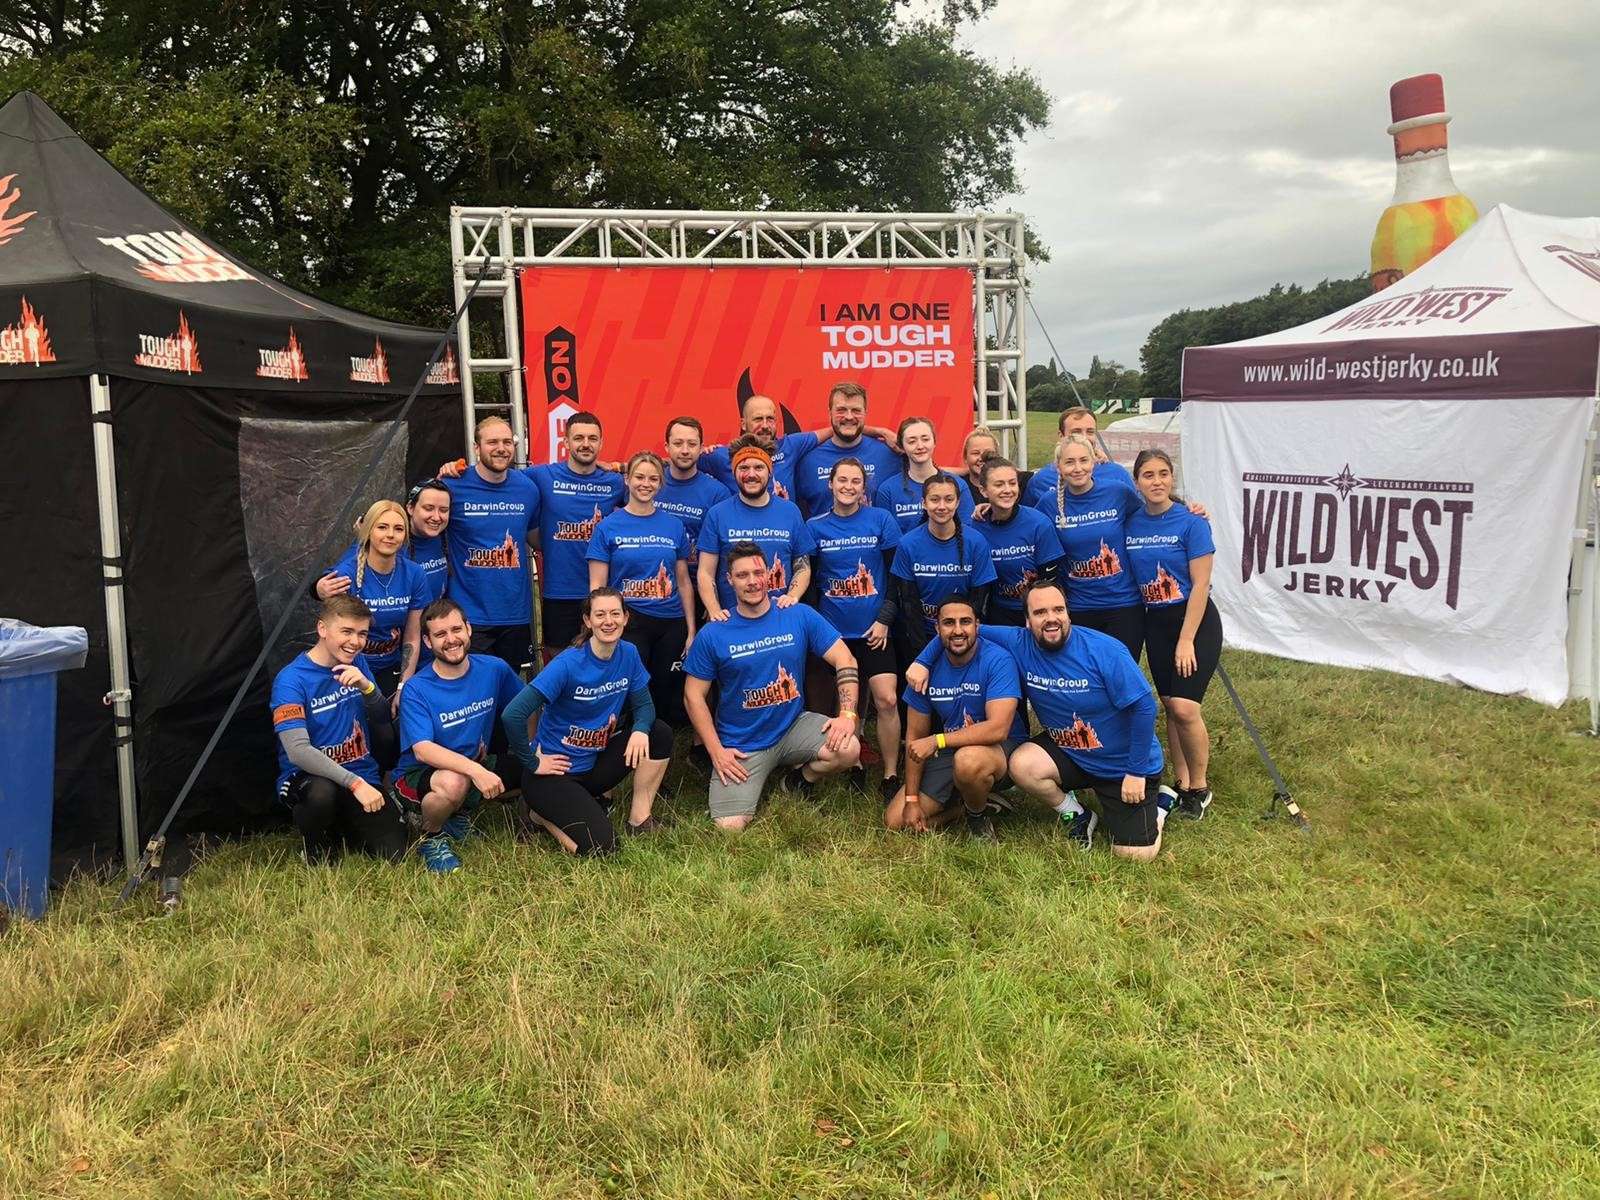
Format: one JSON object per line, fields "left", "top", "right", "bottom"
{"left": 4, "top": 410, "right": 1598, "bottom": 1198}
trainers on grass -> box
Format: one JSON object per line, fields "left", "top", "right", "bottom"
{"left": 441, "top": 812, "right": 478, "bottom": 842}
{"left": 417, "top": 835, "right": 461, "bottom": 874}
{"left": 1061, "top": 808, "right": 1097, "bottom": 851}
{"left": 1177, "top": 787, "right": 1212, "bottom": 821}
{"left": 878, "top": 774, "right": 903, "bottom": 804}
{"left": 966, "top": 809, "right": 999, "bottom": 843}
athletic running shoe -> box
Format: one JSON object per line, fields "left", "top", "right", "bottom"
{"left": 783, "top": 765, "right": 812, "bottom": 794}
{"left": 300, "top": 838, "right": 339, "bottom": 867}
{"left": 847, "top": 765, "right": 869, "bottom": 793}
{"left": 1061, "top": 808, "right": 1097, "bottom": 851}
{"left": 1177, "top": 787, "right": 1213, "bottom": 821}
{"left": 878, "top": 774, "right": 903, "bottom": 803}
{"left": 984, "top": 791, "right": 1016, "bottom": 814}
{"left": 966, "top": 809, "right": 999, "bottom": 843}
{"left": 441, "top": 813, "right": 479, "bottom": 842}
{"left": 626, "top": 815, "right": 662, "bottom": 836}
{"left": 417, "top": 835, "right": 461, "bottom": 874}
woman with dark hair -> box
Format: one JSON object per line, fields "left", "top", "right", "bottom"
{"left": 874, "top": 416, "right": 975, "bottom": 531}
{"left": 587, "top": 451, "right": 696, "bottom": 726}
{"left": 501, "top": 587, "right": 674, "bottom": 852}
{"left": 405, "top": 478, "right": 452, "bottom": 606}
{"left": 1126, "top": 448, "right": 1222, "bottom": 822}
{"left": 807, "top": 456, "right": 905, "bottom": 799}
{"left": 890, "top": 473, "right": 995, "bottom": 655}
{"left": 974, "top": 455, "right": 1064, "bottom": 627}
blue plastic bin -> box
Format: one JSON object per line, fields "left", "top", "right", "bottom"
{"left": 0, "top": 619, "right": 88, "bottom": 919}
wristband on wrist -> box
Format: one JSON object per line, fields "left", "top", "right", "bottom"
{"left": 935, "top": 732, "right": 947, "bottom": 750}
{"left": 838, "top": 709, "right": 858, "bottom": 721}
{"left": 361, "top": 680, "right": 376, "bottom": 695}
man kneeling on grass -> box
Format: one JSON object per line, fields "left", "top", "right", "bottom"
{"left": 887, "top": 595, "right": 1028, "bottom": 842}
{"left": 908, "top": 579, "right": 1170, "bottom": 861}
{"left": 682, "top": 540, "right": 861, "bottom": 830}
{"left": 394, "top": 598, "right": 524, "bottom": 873}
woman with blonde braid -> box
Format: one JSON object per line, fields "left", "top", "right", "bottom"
{"left": 316, "top": 500, "right": 428, "bottom": 702}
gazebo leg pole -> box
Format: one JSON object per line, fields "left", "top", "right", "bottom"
{"left": 89, "top": 373, "right": 140, "bottom": 873}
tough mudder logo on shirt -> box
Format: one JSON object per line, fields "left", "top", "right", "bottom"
{"left": 1321, "top": 286, "right": 1510, "bottom": 333}
{"left": 349, "top": 338, "right": 390, "bottom": 384}
{"left": 1068, "top": 540, "right": 1122, "bottom": 580}
{"left": 1049, "top": 715, "right": 1102, "bottom": 751}
{"left": 997, "top": 568, "right": 1037, "bottom": 600}
{"left": 464, "top": 531, "right": 520, "bottom": 569}
{"left": 257, "top": 327, "right": 309, "bottom": 381}
{"left": 0, "top": 296, "right": 53, "bottom": 365}
{"left": 742, "top": 663, "right": 801, "bottom": 710}
{"left": 622, "top": 562, "right": 674, "bottom": 600}
{"left": 365, "top": 627, "right": 402, "bottom": 658}
{"left": 134, "top": 312, "right": 202, "bottom": 373}
{"left": 1241, "top": 464, "right": 1474, "bottom": 609}
{"left": 1141, "top": 565, "right": 1183, "bottom": 604}
{"left": 825, "top": 560, "right": 877, "bottom": 598}
{"left": 98, "top": 229, "right": 253, "bottom": 283}
{"left": 564, "top": 713, "right": 618, "bottom": 751}
{"left": 554, "top": 504, "right": 605, "bottom": 542}
{"left": 321, "top": 723, "right": 370, "bottom": 766}
{"left": 764, "top": 555, "right": 787, "bottom": 593}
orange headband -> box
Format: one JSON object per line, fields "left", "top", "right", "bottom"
{"left": 731, "top": 444, "right": 772, "bottom": 471}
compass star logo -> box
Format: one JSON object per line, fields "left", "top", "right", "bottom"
{"left": 1325, "top": 464, "right": 1363, "bottom": 499}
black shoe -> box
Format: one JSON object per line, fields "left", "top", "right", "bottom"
{"left": 847, "top": 765, "right": 868, "bottom": 793}
{"left": 1061, "top": 808, "right": 1098, "bottom": 851}
{"left": 1177, "top": 787, "right": 1212, "bottom": 821}
{"left": 965, "top": 809, "right": 998, "bottom": 843}
{"left": 625, "top": 815, "right": 662, "bottom": 836}
{"left": 878, "top": 774, "right": 902, "bottom": 803}
{"left": 301, "top": 836, "right": 339, "bottom": 866}
{"left": 783, "top": 765, "right": 812, "bottom": 793}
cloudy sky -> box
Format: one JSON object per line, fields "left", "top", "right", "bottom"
{"left": 957, "top": 0, "right": 1598, "bottom": 378}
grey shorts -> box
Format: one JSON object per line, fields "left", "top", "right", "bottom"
{"left": 709, "top": 711, "right": 830, "bottom": 820}
{"left": 916, "top": 738, "right": 1019, "bottom": 808}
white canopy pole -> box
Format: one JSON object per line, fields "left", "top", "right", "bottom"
{"left": 89, "top": 374, "right": 139, "bottom": 871}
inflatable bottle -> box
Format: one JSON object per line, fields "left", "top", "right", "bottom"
{"left": 1370, "top": 73, "right": 1477, "bottom": 291}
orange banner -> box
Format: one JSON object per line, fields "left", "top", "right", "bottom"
{"left": 519, "top": 265, "right": 976, "bottom": 462}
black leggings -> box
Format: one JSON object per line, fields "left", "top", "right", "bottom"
{"left": 1069, "top": 604, "right": 1146, "bottom": 660}
{"left": 520, "top": 719, "right": 673, "bottom": 857}
{"left": 624, "top": 609, "right": 690, "bottom": 727}
{"left": 283, "top": 773, "right": 409, "bottom": 862}
{"left": 471, "top": 624, "right": 532, "bottom": 678}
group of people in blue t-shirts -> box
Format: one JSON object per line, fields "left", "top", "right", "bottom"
{"left": 269, "top": 388, "right": 1224, "bottom": 870}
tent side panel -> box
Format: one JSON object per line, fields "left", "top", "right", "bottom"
{"left": 0, "top": 377, "right": 122, "bottom": 864}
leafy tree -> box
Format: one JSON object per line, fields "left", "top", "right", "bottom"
{"left": 1139, "top": 274, "right": 1371, "bottom": 397}
{"left": 0, "top": 1, "right": 1049, "bottom": 326}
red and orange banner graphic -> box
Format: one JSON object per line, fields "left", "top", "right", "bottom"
{"left": 518, "top": 265, "right": 976, "bottom": 462}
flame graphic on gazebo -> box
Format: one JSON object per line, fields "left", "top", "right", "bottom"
{"left": 174, "top": 311, "right": 201, "bottom": 373}
{"left": 0, "top": 296, "right": 54, "bottom": 365}
{"left": 0, "top": 174, "right": 36, "bottom": 245}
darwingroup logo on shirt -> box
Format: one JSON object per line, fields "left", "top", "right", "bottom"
{"left": 1068, "top": 540, "right": 1122, "bottom": 580}
{"left": 1241, "top": 464, "right": 1474, "bottom": 609}
{"left": 350, "top": 338, "right": 390, "bottom": 384}
{"left": 742, "top": 662, "right": 801, "bottom": 710}
{"left": 554, "top": 504, "right": 605, "bottom": 542}
{"left": 0, "top": 296, "right": 54, "bottom": 365}
{"left": 464, "top": 530, "right": 521, "bottom": 569}
{"left": 321, "top": 723, "right": 370, "bottom": 766}
{"left": 98, "top": 229, "right": 253, "bottom": 283}
{"left": 825, "top": 559, "right": 877, "bottom": 599}
{"left": 134, "top": 312, "right": 202, "bottom": 373}
{"left": 564, "top": 713, "right": 618, "bottom": 751}
{"left": 1049, "top": 714, "right": 1102, "bottom": 751}
{"left": 622, "top": 561, "right": 674, "bottom": 600}
{"left": 257, "top": 327, "right": 309, "bottom": 381}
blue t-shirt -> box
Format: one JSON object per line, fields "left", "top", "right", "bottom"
{"left": 918, "top": 624, "right": 1160, "bottom": 778}
{"left": 408, "top": 534, "right": 450, "bottom": 605}
{"left": 524, "top": 461, "right": 627, "bottom": 600}
{"left": 396, "top": 654, "right": 524, "bottom": 771}
{"left": 683, "top": 604, "right": 841, "bottom": 752}
{"left": 1124, "top": 504, "right": 1216, "bottom": 610}
{"left": 528, "top": 640, "right": 648, "bottom": 774}
{"left": 1023, "top": 459, "right": 1136, "bottom": 510}
{"left": 270, "top": 652, "right": 381, "bottom": 790}
{"left": 701, "top": 431, "right": 819, "bottom": 502}
{"left": 975, "top": 507, "right": 1066, "bottom": 614}
{"left": 874, "top": 471, "right": 977, "bottom": 532}
{"left": 587, "top": 508, "right": 691, "bottom": 619}
{"left": 890, "top": 523, "right": 998, "bottom": 633}
{"left": 808, "top": 506, "right": 902, "bottom": 639}
{"left": 327, "top": 548, "right": 429, "bottom": 672}
{"left": 697, "top": 495, "right": 816, "bottom": 610}
{"left": 657, "top": 470, "right": 732, "bottom": 557}
{"left": 905, "top": 639, "right": 1029, "bottom": 742}
{"left": 1033, "top": 477, "right": 1142, "bottom": 610}
{"left": 441, "top": 467, "right": 539, "bottom": 626}
{"left": 792, "top": 437, "right": 902, "bottom": 517}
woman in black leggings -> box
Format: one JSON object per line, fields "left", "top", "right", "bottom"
{"left": 501, "top": 588, "right": 674, "bottom": 852}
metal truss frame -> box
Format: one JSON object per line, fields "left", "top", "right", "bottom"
{"left": 449, "top": 208, "right": 1028, "bottom": 465}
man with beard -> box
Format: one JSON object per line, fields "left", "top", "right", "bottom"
{"left": 394, "top": 598, "right": 525, "bottom": 873}
{"left": 906, "top": 579, "right": 1169, "bottom": 860}
{"left": 438, "top": 417, "right": 540, "bottom": 674}
{"left": 1022, "top": 406, "right": 1136, "bottom": 509}
{"left": 887, "top": 596, "right": 1028, "bottom": 842}
{"left": 656, "top": 416, "right": 732, "bottom": 560}
{"left": 522, "top": 411, "right": 627, "bottom": 661}
{"left": 696, "top": 438, "right": 815, "bottom": 620}
{"left": 790, "top": 381, "right": 903, "bottom": 517}
{"left": 683, "top": 541, "right": 861, "bottom": 830}
{"left": 700, "top": 393, "right": 817, "bottom": 502}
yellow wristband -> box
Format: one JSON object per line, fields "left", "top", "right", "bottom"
{"left": 838, "top": 710, "right": 858, "bottom": 721}
{"left": 936, "top": 732, "right": 947, "bottom": 750}
{"left": 361, "top": 680, "right": 376, "bottom": 695}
